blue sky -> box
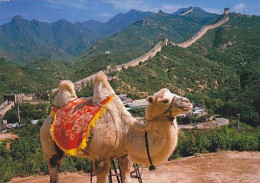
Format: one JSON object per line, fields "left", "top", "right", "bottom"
{"left": 0, "top": 0, "right": 259, "bottom": 25}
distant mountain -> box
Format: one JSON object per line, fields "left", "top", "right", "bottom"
{"left": 0, "top": 16, "right": 93, "bottom": 63}
{"left": 172, "top": 6, "right": 194, "bottom": 15}
{"left": 180, "top": 7, "right": 219, "bottom": 24}
{"left": 0, "top": 10, "right": 155, "bottom": 63}
{"left": 100, "top": 9, "right": 155, "bottom": 36}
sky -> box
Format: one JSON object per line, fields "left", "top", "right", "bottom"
{"left": 0, "top": 0, "right": 259, "bottom": 25}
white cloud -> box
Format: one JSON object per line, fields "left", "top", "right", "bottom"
{"left": 161, "top": 4, "right": 183, "bottom": 13}
{"left": 203, "top": 7, "right": 222, "bottom": 15}
{"left": 43, "top": 0, "right": 89, "bottom": 10}
{"left": 0, "top": 0, "right": 10, "bottom": 2}
{"left": 102, "top": 0, "right": 159, "bottom": 12}
{"left": 234, "top": 3, "right": 245, "bottom": 12}
{"left": 100, "top": 12, "right": 113, "bottom": 17}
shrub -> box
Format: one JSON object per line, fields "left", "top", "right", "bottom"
{"left": 231, "top": 132, "right": 259, "bottom": 151}
{"left": 171, "top": 125, "right": 259, "bottom": 159}
{"left": 0, "top": 143, "right": 11, "bottom": 159}
{"left": 0, "top": 157, "right": 21, "bottom": 183}
{"left": 60, "top": 157, "right": 77, "bottom": 172}
{"left": 11, "top": 136, "right": 41, "bottom": 162}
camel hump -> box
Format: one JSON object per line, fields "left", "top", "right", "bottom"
{"left": 94, "top": 72, "right": 108, "bottom": 84}
{"left": 59, "top": 80, "right": 76, "bottom": 97}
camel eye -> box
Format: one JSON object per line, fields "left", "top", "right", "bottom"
{"left": 162, "top": 99, "right": 169, "bottom": 104}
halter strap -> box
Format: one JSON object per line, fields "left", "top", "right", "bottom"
{"left": 144, "top": 96, "right": 176, "bottom": 170}
{"left": 145, "top": 130, "right": 156, "bottom": 171}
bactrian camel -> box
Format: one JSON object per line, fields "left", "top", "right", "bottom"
{"left": 40, "top": 73, "right": 193, "bottom": 183}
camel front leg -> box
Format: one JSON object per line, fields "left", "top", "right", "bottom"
{"left": 94, "top": 159, "right": 110, "bottom": 183}
{"left": 119, "top": 154, "right": 132, "bottom": 183}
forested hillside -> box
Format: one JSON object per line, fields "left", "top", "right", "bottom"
{"left": 0, "top": 58, "right": 74, "bottom": 98}
{"left": 109, "top": 13, "right": 260, "bottom": 126}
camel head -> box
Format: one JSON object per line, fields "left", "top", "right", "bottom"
{"left": 53, "top": 80, "right": 77, "bottom": 108}
{"left": 145, "top": 88, "right": 193, "bottom": 121}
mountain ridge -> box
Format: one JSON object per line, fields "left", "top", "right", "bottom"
{"left": 0, "top": 9, "right": 156, "bottom": 63}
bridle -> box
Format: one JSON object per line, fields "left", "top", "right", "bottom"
{"left": 144, "top": 96, "right": 176, "bottom": 171}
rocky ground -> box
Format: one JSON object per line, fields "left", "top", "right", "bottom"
{"left": 8, "top": 151, "right": 260, "bottom": 183}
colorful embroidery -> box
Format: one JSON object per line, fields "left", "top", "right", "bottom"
{"left": 50, "top": 95, "right": 114, "bottom": 156}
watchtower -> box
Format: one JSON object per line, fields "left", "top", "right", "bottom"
{"left": 224, "top": 8, "right": 229, "bottom": 15}
{"left": 160, "top": 38, "right": 168, "bottom": 45}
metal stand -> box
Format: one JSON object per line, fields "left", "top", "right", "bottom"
{"left": 130, "top": 164, "right": 143, "bottom": 183}
{"left": 109, "top": 159, "right": 121, "bottom": 183}
{"left": 90, "top": 161, "right": 93, "bottom": 183}
{"left": 90, "top": 160, "right": 143, "bottom": 183}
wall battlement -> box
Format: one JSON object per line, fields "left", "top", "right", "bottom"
{"left": 0, "top": 101, "right": 15, "bottom": 117}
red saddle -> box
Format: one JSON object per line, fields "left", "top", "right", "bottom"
{"left": 50, "top": 95, "right": 114, "bottom": 155}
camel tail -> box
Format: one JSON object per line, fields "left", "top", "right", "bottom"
{"left": 59, "top": 80, "right": 76, "bottom": 97}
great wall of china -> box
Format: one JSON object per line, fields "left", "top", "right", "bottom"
{"left": 0, "top": 8, "right": 230, "bottom": 119}
{"left": 73, "top": 8, "right": 229, "bottom": 91}
{"left": 173, "top": 16, "right": 229, "bottom": 48}
{"left": 180, "top": 6, "right": 193, "bottom": 16}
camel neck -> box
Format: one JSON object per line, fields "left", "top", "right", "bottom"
{"left": 127, "top": 119, "right": 178, "bottom": 166}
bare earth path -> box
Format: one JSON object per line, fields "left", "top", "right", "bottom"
{"left": 8, "top": 151, "right": 260, "bottom": 183}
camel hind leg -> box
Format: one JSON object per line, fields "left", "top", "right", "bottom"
{"left": 42, "top": 145, "right": 64, "bottom": 183}
{"left": 43, "top": 152, "right": 64, "bottom": 183}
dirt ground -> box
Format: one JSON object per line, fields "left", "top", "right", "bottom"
{"left": 0, "top": 133, "right": 18, "bottom": 141}
{"left": 8, "top": 151, "right": 260, "bottom": 183}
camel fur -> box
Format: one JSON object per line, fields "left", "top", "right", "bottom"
{"left": 40, "top": 72, "right": 193, "bottom": 183}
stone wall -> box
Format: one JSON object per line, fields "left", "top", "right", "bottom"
{"left": 180, "top": 9, "right": 193, "bottom": 16}
{"left": 74, "top": 40, "right": 167, "bottom": 91}
{"left": 176, "top": 16, "right": 229, "bottom": 48}
{"left": 0, "top": 101, "right": 15, "bottom": 117}
{"left": 115, "top": 41, "right": 164, "bottom": 71}
{"left": 74, "top": 72, "right": 100, "bottom": 91}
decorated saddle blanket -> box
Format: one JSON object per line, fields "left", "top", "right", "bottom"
{"left": 50, "top": 95, "right": 114, "bottom": 156}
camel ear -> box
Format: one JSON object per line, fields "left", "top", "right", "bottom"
{"left": 146, "top": 96, "right": 154, "bottom": 103}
